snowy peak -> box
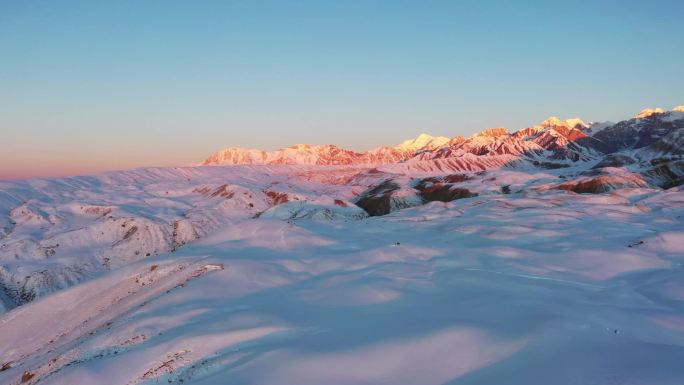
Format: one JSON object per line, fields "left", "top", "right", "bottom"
{"left": 396, "top": 133, "right": 450, "bottom": 152}
{"left": 476, "top": 127, "right": 509, "bottom": 138}
{"left": 538, "top": 116, "right": 588, "bottom": 129}
{"left": 636, "top": 108, "right": 665, "bottom": 118}
{"left": 203, "top": 147, "right": 268, "bottom": 165}
{"left": 203, "top": 144, "right": 363, "bottom": 166}
{"left": 203, "top": 133, "right": 452, "bottom": 166}
{"left": 202, "top": 105, "right": 683, "bottom": 167}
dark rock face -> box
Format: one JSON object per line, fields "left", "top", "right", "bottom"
{"left": 642, "top": 160, "right": 684, "bottom": 189}
{"left": 356, "top": 174, "right": 478, "bottom": 216}
{"left": 532, "top": 160, "right": 571, "bottom": 169}
{"left": 355, "top": 180, "right": 402, "bottom": 216}
{"left": 581, "top": 115, "right": 684, "bottom": 154}
{"left": 592, "top": 154, "right": 636, "bottom": 169}
{"left": 548, "top": 147, "right": 583, "bottom": 162}
{"left": 415, "top": 174, "right": 477, "bottom": 203}
{"left": 637, "top": 128, "right": 684, "bottom": 161}
{"left": 418, "top": 185, "right": 477, "bottom": 202}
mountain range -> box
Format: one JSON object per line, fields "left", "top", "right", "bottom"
{"left": 204, "top": 106, "right": 684, "bottom": 169}
{"left": 1, "top": 105, "right": 684, "bottom": 385}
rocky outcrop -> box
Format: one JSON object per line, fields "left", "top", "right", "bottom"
{"left": 418, "top": 184, "right": 477, "bottom": 202}
{"left": 592, "top": 154, "right": 636, "bottom": 169}
{"left": 355, "top": 180, "right": 423, "bottom": 216}
{"left": 415, "top": 174, "right": 477, "bottom": 202}
{"left": 642, "top": 160, "right": 684, "bottom": 189}
{"left": 553, "top": 174, "right": 648, "bottom": 194}
{"left": 356, "top": 175, "right": 477, "bottom": 216}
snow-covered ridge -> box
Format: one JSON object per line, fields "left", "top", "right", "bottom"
{"left": 0, "top": 165, "right": 377, "bottom": 310}
{"left": 2, "top": 106, "right": 684, "bottom": 384}
{"left": 636, "top": 107, "right": 665, "bottom": 118}
{"left": 2, "top": 105, "right": 683, "bottom": 312}
{"left": 203, "top": 133, "right": 451, "bottom": 166}
{"left": 2, "top": 164, "right": 684, "bottom": 384}
{"left": 203, "top": 106, "right": 684, "bottom": 168}
{"left": 396, "top": 133, "right": 450, "bottom": 151}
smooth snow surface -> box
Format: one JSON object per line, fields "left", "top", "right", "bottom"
{"left": 1, "top": 165, "right": 684, "bottom": 385}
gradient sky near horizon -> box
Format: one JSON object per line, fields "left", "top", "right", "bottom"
{"left": 1, "top": 0, "right": 683, "bottom": 180}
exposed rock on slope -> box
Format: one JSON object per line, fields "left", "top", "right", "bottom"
{"left": 355, "top": 174, "right": 477, "bottom": 216}
{"left": 355, "top": 180, "right": 423, "bottom": 216}
{"left": 553, "top": 172, "right": 649, "bottom": 194}
{"left": 415, "top": 175, "right": 478, "bottom": 202}
{"left": 642, "top": 160, "right": 684, "bottom": 189}
{"left": 0, "top": 166, "right": 378, "bottom": 309}
{"left": 581, "top": 109, "right": 684, "bottom": 154}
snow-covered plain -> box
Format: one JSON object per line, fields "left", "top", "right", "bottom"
{"left": 1, "top": 162, "right": 684, "bottom": 385}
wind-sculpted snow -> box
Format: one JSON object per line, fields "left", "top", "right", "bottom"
{"left": 259, "top": 199, "right": 369, "bottom": 221}
{"left": 2, "top": 106, "right": 684, "bottom": 384}
{"left": 1, "top": 169, "right": 684, "bottom": 384}
{"left": 0, "top": 165, "right": 378, "bottom": 309}
{"left": 1, "top": 151, "right": 683, "bottom": 311}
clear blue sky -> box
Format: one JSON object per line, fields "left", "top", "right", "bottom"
{"left": 1, "top": 0, "right": 683, "bottom": 179}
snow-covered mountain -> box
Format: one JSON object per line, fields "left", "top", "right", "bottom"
{"left": 395, "top": 132, "right": 450, "bottom": 152}
{"left": 5, "top": 106, "right": 681, "bottom": 309}
{"left": 203, "top": 107, "right": 684, "bottom": 174}
{"left": 2, "top": 106, "right": 684, "bottom": 385}
{"left": 203, "top": 144, "right": 366, "bottom": 166}
{"left": 202, "top": 133, "right": 452, "bottom": 166}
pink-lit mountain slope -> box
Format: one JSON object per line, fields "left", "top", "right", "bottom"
{"left": 202, "top": 134, "right": 451, "bottom": 166}
{"left": 203, "top": 107, "right": 684, "bottom": 173}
